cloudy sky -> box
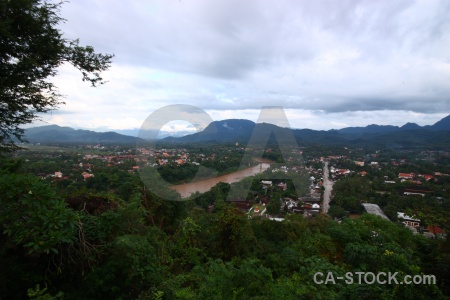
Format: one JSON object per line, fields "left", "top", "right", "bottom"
{"left": 35, "top": 0, "right": 450, "bottom": 134}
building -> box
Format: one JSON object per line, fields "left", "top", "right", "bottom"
{"left": 401, "top": 186, "right": 432, "bottom": 197}
{"left": 361, "top": 203, "right": 389, "bottom": 220}
{"left": 399, "top": 173, "right": 414, "bottom": 179}
{"left": 397, "top": 212, "right": 420, "bottom": 228}
{"left": 82, "top": 172, "right": 94, "bottom": 180}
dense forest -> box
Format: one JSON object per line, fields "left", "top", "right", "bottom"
{"left": 1, "top": 149, "right": 449, "bottom": 299}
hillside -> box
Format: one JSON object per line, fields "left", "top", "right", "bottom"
{"left": 24, "top": 115, "right": 450, "bottom": 148}
{"left": 24, "top": 125, "right": 140, "bottom": 144}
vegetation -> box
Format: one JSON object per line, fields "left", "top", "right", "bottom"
{"left": 0, "top": 144, "right": 449, "bottom": 299}
{"left": 0, "top": 0, "right": 113, "bottom": 152}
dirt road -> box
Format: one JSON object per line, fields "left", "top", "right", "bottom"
{"left": 322, "top": 161, "right": 334, "bottom": 214}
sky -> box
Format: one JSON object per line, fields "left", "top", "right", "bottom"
{"left": 34, "top": 0, "right": 450, "bottom": 135}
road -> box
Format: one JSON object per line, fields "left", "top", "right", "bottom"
{"left": 322, "top": 161, "right": 334, "bottom": 214}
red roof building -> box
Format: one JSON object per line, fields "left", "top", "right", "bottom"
{"left": 427, "top": 226, "right": 442, "bottom": 235}
{"left": 423, "top": 174, "right": 434, "bottom": 181}
{"left": 399, "top": 173, "right": 414, "bottom": 179}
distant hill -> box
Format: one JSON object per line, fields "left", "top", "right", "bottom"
{"left": 23, "top": 115, "right": 450, "bottom": 148}
{"left": 24, "top": 125, "right": 140, "bottom": 144}
{"left": 337, "top": 124, "right": 398, "bottom": 135}
{"left": 164, "top": 119, "right": 256, "bottom": 144}
{"left": 335, "top": 116, "right": 450, "bottom": 135}
{"left": 400, "top": 123, "right": 421, "bottom": 131}
{"left": 430, "top": 115, "right": 450, "bottom": 131}
{"left": 337, "top": 115, "right": 450, "bottom": 135}
{"left": 162, "top": 115, "right": 450, "bottom": 148}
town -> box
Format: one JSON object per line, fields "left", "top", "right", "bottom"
{"left": 14, "top": 143, "right": 450, "bottom": 239}
{"left": 2, "top": 139, "right": 450, "bottom": 298}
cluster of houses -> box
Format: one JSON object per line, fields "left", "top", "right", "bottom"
{"left": 398, "top": 172, "right": 447, "bottom": 183}
{"left": 136, "top": 148, "right": 216, "bottom": 167}
{"left": 41, "top": 170, "right": 94, "bottom": 181}
{"left": 317, "top": 153, "right": 447, "bottom": 239}
{"left": 232, "top": 161, "right": 328, "bottom": 220}
{"left": 361, "top": 204, "right": 446, "bottom": 239}
{"left": 330, "top": 166, "right": 369, "bottom": 178}
{"left": 397, "top": 212, "right": 445, "bottom": 238}
{"left": 40, "top": 171, "right": 70, "bottom": 180}
{"left": 227, "top": 177, "right": 324, "bottom": 221}
{"left": 286, "top": 195, "right": 322, "bottom": 217}
{"left": 228, "top": 194, "right": 323, "bottom": 220}
{"left": 330, "top": 167, "right": 351, "bottom": 177}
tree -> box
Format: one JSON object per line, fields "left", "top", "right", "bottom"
{"left": 267, "top": 197, "right": 281, "bottom": 215}
{"left": 0, "top": 0, "right": 113, "bottom": 152}
{"left": 215, "top": 207, "right": 255, "bottom": 260}
{"left": 328, "top": 204, "right": 347, "bottom": 219}
{"left": 0, "top": 173, "right": 77, "bottom": 254}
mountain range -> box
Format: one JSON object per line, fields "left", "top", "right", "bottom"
{"left": 23, "top": 125, "right": 139, "bottom": 144}
{"left": 23, "top": 115, "right": 450, "bottom": 148}
{"left": 163, "top": 115, "right": 450, "bottom": 147}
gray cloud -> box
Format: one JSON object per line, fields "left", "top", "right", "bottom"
{"left": 43, "top": 0, "right": 450, "bottom": 131}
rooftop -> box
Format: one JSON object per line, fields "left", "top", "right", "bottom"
{"left": 361, "top": 203, "right": 390, "bottom": 220}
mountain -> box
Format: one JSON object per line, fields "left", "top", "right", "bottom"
{"left": 23, "top": 115, "right": 450, "bottom": 148}
{"left": 163, "top": 119, "right": 347, "bottom": 146}
{"left": 164, "top": 119, "right": 256, "bottom": 144}
{"left": 24, "top": 125, "right": 140, "bottom": 144}
{"left": 328, "top": 116, "right": 450, "bottom": 136}
{"left": 114, "top": 128, "right": 140, "bottom": 137}
{"left": 400, "top": 122, "right": 421, "bottom": 131}
{"left": 337, "top": 124, "right": 398, "bottom": 135}
{"left": 430, "top": 115, "right": 450, "bottom": 131}
{"left": 162, "top": 115, "right": 450, "bottom": 148}
{"left": 114, "top": 128, "right": 196, "bottom": 138}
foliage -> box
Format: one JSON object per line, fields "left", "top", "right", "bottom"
{"left": 0, "top": 0, "right": 113, "bottom": 151}
{"left": 215, "top": 207, "right": 256, "bottom": 260}
{"left": 0, "top": 145, "right": 450, "bottom": 299}
{"left": 27, "top": 285, "right": 63, "bottom": 300}
{"left": 266, "top": 197, "right": 281, "bottom": 215}
{"left": 80, "top": 234, "right": 163, "bottom": 299}
{"left": 332, "top": 176, "right": 370, "bottom": 213}
{"left": 328, "top": 204, "right": 347, "bottom": 219}
{"left": 0, "top": 173, "right": 77, "bottom": 254}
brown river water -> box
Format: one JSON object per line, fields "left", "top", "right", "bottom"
{"left": 171, "top": 162, "right": 271, "bottom": 198}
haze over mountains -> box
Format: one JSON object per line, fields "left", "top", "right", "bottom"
{"left": 24, "top": 125, "right": 139, "bottom": 144}
{"left": 24, "top": 115, "right": 450, "bottom": 147}
{"left": 163, "top": 115, "right": 450, "bottom": 147}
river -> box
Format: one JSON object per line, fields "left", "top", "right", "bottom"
{"left": 171, "top": 162, "right": 271, "bottom": 198}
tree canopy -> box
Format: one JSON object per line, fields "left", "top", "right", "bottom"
{"left": 0, "top": 0, "right": 113, "bottom": 152}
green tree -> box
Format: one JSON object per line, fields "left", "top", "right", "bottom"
{"left": 0, "top": 0, "right": 113, "bottom": 152}
{"left": 267, "top": 197, "right": 281, "bottom": 215}
{"left": 215, "top": 207, "right": 255, "bottom": 260}
{"left": 328, "top": 204, "right": 347, "bottom": 219}
{"left": 0, "top": 173, "right": 77, "bottom": 254}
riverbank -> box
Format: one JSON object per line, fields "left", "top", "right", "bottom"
{"left": 170, "top": 162, "right": 271, "bottom": 198}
